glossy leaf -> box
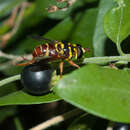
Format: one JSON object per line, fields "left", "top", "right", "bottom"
{"left": 44, "top": 17, "right": 73, "bottom": 40}
{"left": 70, "top": 8, "right": 98, "bottom": 57}
{"left": 48, "top": 0, "right": 85, "bottom": 19}
{"left": 55, "top": 64, "right": 130, "bottom": 123}
{"left": 0, "top": 82, "right": 17, "bottom": 97}
{"left": 0, "top": 90, "right": 60, "bottom": 106}
{"left": 104, "top": 0, "right": 130, "bottom": 45}
{"left": 93, "top": 0, "right": 114, "bottom": 56}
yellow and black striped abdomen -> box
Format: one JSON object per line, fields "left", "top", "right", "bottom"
{"left": 54, "top": 42, "right": 83, "bottom": 60}
{"left": 70, "top": 43, "right": 83, "bottom": 59}
{"left": 32, "top": 42, "right": 84, "bottom": 60}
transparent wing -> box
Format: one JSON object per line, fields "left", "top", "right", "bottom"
{"left": 28, "top": 35, "right": 58, "bottom": 43}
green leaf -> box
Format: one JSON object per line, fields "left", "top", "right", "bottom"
{"left": 86, "top": 0, "right": 98, "bottom": 2}
{"left": 0, "top": 90, "right": 60, "bottom": 106}
{"left": 0, "top": 0, "right": 24, "bottom": 17}
{"left": 0, "top": 82, "right": 17, "bottom": 97}
{"left": 44, "top": 17, "right": 73, "bottom": 40}
{"left": 48, "top": 0, "right": 85, "bottom": 19}
{"left": 93, "top": 0, "right": 114, "bottom": 56}
{"left": 104, "top": 0, "right": 130, "bottom": 55}
{"left": 70, "top": 8, "right": 98, "bottom": 57}
{"left": 55, "top": 64, "right": 130, "bottom": 123}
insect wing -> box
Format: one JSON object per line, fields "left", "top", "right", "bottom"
{"left": 29, "top": 35, "right": 58, "bottom": 44}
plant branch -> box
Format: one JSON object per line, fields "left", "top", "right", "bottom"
{"left": 0, "top": 55, "right": 130, "bottom": 86}
{"left": 83, "top": 55, "right": 130, "bottom": 64}
{"left": 0, "top": 51, "right": 32, "bottom": 70}
{"left": 30, "top": 108, "right": 83, "bottom": 130}
{"left": 0, "top": 75, "right": 20, "bottom": 87}
{"left": 0, "top": 50, "right": 20, "bottom": 59}
{"left": 0, "top": 2, "right": 29, "bottom": 48}
{"left": 4, "top": 6, "right": 19, "bottom": 27}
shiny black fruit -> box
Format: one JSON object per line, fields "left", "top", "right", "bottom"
{"left": 21, "top": 63, "right": 53, "bottom": 95}
{"left": 113, "top": 122, "right": 130, "bottom": 130}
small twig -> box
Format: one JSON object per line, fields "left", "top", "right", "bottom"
{"left": 11, "top": 2, "right": 27, "bottom": 36}
{"left": 0, "top": 50, "right": 20, "bottom": 59}
{"left": 0, "top": 51, "right": 32, "bottom": 70}
{"left": 83, "top": 55, "right": 130, "bottom": 64}
{"left": 0, "top": 52, "right": 130, "bottom": 70}
{"left": 30, "top": 108, "right": 83, "bottom": 130}
{"left": 0, "top": 50, "right": 32, "bottom": 61}
{"left": 0, "top": 74, "right": 20, "bottom": 87}
{"left": 0, "top": 2, "right": 29, "bottom": 48}
{"left": 14, "top": 117, "right": 23, "bottom": 130}
{"left": 0, "top": 61, "right": 16, "bottom": 71}
{"left": 12, "top": 54, "right": 32, "bottom": 64}
{"left": 106, "top": 127, "right": 113, "bottom": 130}
{"left": 4, "top": 5, "right": 20, "bottom": 27}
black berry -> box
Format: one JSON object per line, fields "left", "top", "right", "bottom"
{"left": 21, "top": 63, "right": 53, "bottom": 95}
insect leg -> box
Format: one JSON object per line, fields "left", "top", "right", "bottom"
{"left": 15, "top": 56, "right": 35, "bottom": 66}
{"left": 59, "top": 61, "right": 64, "bottom": 78}
{"left": 66, "top": 59, "right": 80, "bottom": 68}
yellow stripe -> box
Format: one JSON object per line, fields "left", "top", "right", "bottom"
{"left": 55, "top": 42, "right": 65, "bottom": 56}
{"left": 68, "top": 46, "right": 72, "bottom": 59}
{"left": 68, "top": 43, "right": 71, "bottom": 45}
{"left": 68, "top": 43, "right": 72, "bottom": 59}
{"left": 73, "top": 44, "right": 77, "bottom": 47}
{"left": 60, "top": 42, "right": 64, "bottom": 55}
{"left": 73, "top": 47, "right": 77, "bottom": 59}
{"left": 55, "top": 43, "right": 60, "bottom": 57}
{"left": 55, "top": 43, "right": 59, "bottom": 53}
{"left": 72, "top": 44, "right": 77, "bottom": 59}
{"left": 45, "top": 43, "right": 49, "bottom": 56}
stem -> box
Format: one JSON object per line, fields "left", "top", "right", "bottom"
{"left": 14, "top": 117, "right": 23, "bottom": 130}
{"left": 117, "top": 44, "right": 124, "bottom": 56}
{"left": 83, "top": 55, "right": 130, "bottom": 64}
{"left": 0, "top": 55, "right": 130, "bottom": 87}
{"left": 0, "top": 74, "right": 20, "bottom": 87}
{"left": 0, "top": 50, "right": 20, "bottom": 59}
{"left": 30, "top": 108, "right": 83, "bottom": 130}
{"left": 116, "top": 6, "right": 124, "bottom": 56}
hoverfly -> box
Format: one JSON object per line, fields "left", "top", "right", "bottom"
{"left": 17, "top": 35, "right": 90, "bottom": 78}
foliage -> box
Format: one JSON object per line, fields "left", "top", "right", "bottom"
{"left": 0, "top": 0, "right": 130, "bottom": 129}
